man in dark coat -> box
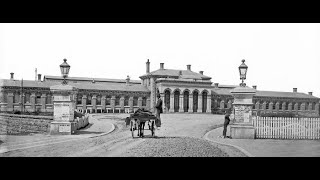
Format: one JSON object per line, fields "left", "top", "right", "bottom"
{"left": 222, "top": 109, "right": 232, "bottom": 138}
{"left": 155, "top": 93, "right": 163, "bottom": 128}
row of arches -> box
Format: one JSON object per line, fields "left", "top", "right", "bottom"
{"left": 76, "top": 94, "right": 147, "bottom": 107}
{"left": 0, "top": 91, "right": 53, "bottom": 105}
{"left": 163, "top": 89, "right": 209, "bottom": 112}
{"left": 253, "top": 101, "right": 318, "bottom": 111}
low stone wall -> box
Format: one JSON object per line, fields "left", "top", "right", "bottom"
{"left": 0, "top": 113, "right": 53, "bottom": 135}
{"left": 74, "top": 113, "right": 89, "bottom": 130}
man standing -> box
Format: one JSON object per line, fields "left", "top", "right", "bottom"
{"left": 222, "top": 109, "right": 231, "bottom": 138}
{"left": 155, "top": 93, "right": 163, "bottom": 129}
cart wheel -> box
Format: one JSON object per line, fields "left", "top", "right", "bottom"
{"left": 151, "top": 121, "right": 155, "bottom": 137}
{"left": 130, "top": 120, "right": 135, "bottom": 138}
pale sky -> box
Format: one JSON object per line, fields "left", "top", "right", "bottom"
{"left": 0, "top": 23, "right": 319, "bottom": 97}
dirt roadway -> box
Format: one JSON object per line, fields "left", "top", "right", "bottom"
{"left": 0, "top": 114, "right": 247, "bottom": 157}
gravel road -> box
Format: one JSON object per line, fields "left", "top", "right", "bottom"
{"left": 0, "top": 113, "right": 247, "bottom": 157}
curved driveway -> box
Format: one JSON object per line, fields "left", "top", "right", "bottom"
{"left": 0, "top": 113, "right": 248, "bottom": 157}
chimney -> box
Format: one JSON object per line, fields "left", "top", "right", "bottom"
{"left": 38, "top": 74, "right": 41, "bottom": 81}
{"left": 10, "top": 72, "right": 14, "bottom": 80}
{"left": 160, "top": 63, "right": 164, "bottom": 70}
{"left": 199, "top": 71, "right": 203, "bottom": 75}
{"left": 35, "top": 68, "right": 37, "bottom": 81}
{"left": 146, "top": 59, "right": 150, "bottom": 73}
{"left": 252, "top": 85, "right": 257, "bottom": 90}
{"left": 187, "top": 64, "right": 191, "bottom": 71}
{"left": 126, "top": 75, "right": 130, "bottom": 85}
{"left": 293, "top": 88, "right": 297, "bottom": 93}
{"left": 308, "top": 92, "right": 313, "bottom": 96}
{"left": 214, "top": 83, "right": 219, "bottom": 88}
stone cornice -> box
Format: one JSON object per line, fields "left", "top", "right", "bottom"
{"left": 253, "top": 96, "right": 319, "bottom": 102}
{"left": 77, "top": 89, "right": 150, "bottom": 97}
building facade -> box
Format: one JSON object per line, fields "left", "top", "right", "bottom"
{"left": 0, "top": 60, "right": 319, "bottom": 117}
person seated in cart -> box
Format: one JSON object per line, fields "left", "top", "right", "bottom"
{"left": 155, "top": 93, "right": 163, "bottom": 129}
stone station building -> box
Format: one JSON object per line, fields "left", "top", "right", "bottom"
{"left": 0, "top": 60, "right": 319, "bottom": 117}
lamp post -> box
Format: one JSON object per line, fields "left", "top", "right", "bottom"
{"left": 229, "top": 59, "right": 256, "bottom": 139}
{"left": 238, "top": 59, "right": 248, "bottom": 87}
{"left": 60, "top": 58, "right": 70, "bottom": 85}
{"left": 50, "top": 58, "right": 78, "bottom": 135}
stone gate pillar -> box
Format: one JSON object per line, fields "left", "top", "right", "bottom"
{"left": 230, "top": 86, "right": 256, "bottom": 139}
{"left": 49, "top": 84, "right": 78, "bottom": 135}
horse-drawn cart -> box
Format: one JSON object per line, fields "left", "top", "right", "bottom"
{"left": 126, "top": 109, "right": 157, "bottom": 138}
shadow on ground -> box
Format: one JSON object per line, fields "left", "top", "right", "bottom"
{"left": 79, "top": 123, "right": 93, "bottom": 130}
{"left": 74, "top": 131, "right": 105, "bottom": 135}
{"left": 133, "top": 135, "right": 180, "bottom": 139}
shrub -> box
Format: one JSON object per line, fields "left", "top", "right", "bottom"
{"left": 13, "top": 110, "right": 21, "bottom": 114}
{"left": 74, "top": 111, "right": 84, "bottom": 118}
{"left": 211, "top": 108, "right": 228, "bottom": 115}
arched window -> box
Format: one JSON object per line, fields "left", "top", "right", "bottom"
{"left": 183, "top": 91, "right": 189, "bottom": 112}
{"left": 46, "top": 94, "right": 52, "bottom": 104}
{"left": 87, "top": 95, "right": 92, "bottom": 105}
{"left": 96, "top": 95, "right": 101, "bottom": 105}
{"left": 193, "top": 91, "right": 198, "bottom": 112}
{"left": 202, "top": 91, "right": 207, "bottom": 112}
{"left": 77, "top": 95, "right": 82, "bottom": 105}
{"left": 265, "top": 102, "right": 269, "bottom": 110}
{"left": 142, "top": 97, "right": 147, "bottom": 106}
{"left": 224, "top": 99, "right": 228, "bottom": 109}
{"left": 174, "top": 90, "right": 180, "bottom": 112}
{"left": 106, "top": 95, "right": 111, "bottom": 105}
{"left": 260, "top": 103, "right": 263, "bottom": 110}
{"left": 25, "top": 93, "right": 30, "bottom": 104}
{"left": 278, "top": 102, "right": 282, "bottom": 110}
{"left": 133, "top": 97, "right": 138, "bottom": 106}
{"left": 252, "top": 101, "right": 256, "bottom": 109}
{"left": 36, "top": 94, "right": 41, "bottom": 104}
{"left": 164, "top": 90, "right": 170, "bottom": 110}
{"left": 124, "top": 96, "right": 129, "bottom": 106}
{"left": 14, "top": 93, "right": 20, "bottom": 103}
{"left": 115, "top": 96, "right": 120, "bottom": 106}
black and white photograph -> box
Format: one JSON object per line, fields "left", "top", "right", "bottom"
{"left": 0, "top": 22, "right": 320, "bottom": 157}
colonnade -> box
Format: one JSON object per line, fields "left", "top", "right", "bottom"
{"left": 162, "top": 89, "right": 211, "bottom": 113}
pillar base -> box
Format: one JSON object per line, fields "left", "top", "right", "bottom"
{"left": 50, "top": 121, "right": 77, "bottom": 135}
{"left": 230, "top": 123, "right": 255, "bottom": 139}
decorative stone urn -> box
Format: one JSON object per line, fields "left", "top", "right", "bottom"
{"left": 49, "top": 84, "right": 78, "bottom": 135}
{"left": 230, "top": 86, "right": 256, "bottom": 139}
